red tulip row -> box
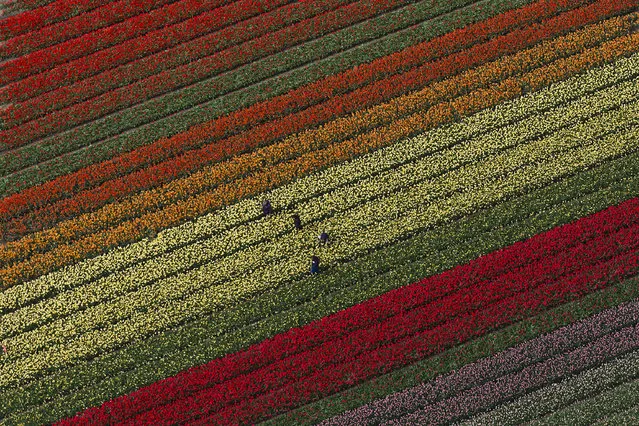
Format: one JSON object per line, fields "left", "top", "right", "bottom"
{"left": 0, "top": 0, "right": 405, "bottom": 148}
{"left": 0, "top": 0, "right": 177, "bottom": 59}
{"left": 2, "top": 0, "right": 350, "bottom": 124}
{"left": 151, "top": 232, "right": 639, "bottom": 425}
{"left": 0, "top": 0, "right": 304, "bottom": 105}
{"left": 59, "top": 198, "right": 639, "bottom": 425}
{"left": 0, "top": 0, "right": 602, "bottom": 227}
{"left": 0, "top": 0, "right": 272, "bottom": 88}
{"left": 0, "top": 0, "right": 107, "bottom": 39}
{"left": 200, "top": 246, "right": 639, "bottom": 426}
{"left": 0, "top": 0, "right": 533, "bottom": 220}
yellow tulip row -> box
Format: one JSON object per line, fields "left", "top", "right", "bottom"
{"left": 1, "top": 97, "right": 637, "bottom": 389}
{"left": 3, "top": 49, "right": 638, "bottom": 322}
{"left": 0, "top": 44, "right": 637, "bottom": 346}
{"left": 1, "top": 63, "right": 638, "bottom": 351}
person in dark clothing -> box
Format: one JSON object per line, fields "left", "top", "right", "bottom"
{"left": 262, "top": 199, "right": 273, "bottom": 216}
{"left": 318, "top": 231, "right": 329, "bottom": 245}
{"left": 311, "top": 256, "right": 320, "bottom": 274}
{"left": 292, "top": 214, "right": 302, "bottom": 230}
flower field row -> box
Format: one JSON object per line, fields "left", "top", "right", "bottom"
{"left": 0, "top": 0, "right": 177, "bottom": 59}
{"left": 1, "top": 5, "right": 627, "bottom": 243}
{"left": 61, "top": 206, "right": 639, "bottom": 424}
{"left": 464, "top": 351, "right": 639, "bottom": 425}
{"left": 2, "top": 34, "right": 637, "bottom": 290}
{"left": 3, "top": 59, "right": 633, "bottom": 313}
{"left": 323, "top": 298, "right": 639, "bottom": 425}
{"left": 0, "top": 0, "right": 412, "bottom": 146}
{"left": 270, "top": 275, "right": 639, "bottom": 426}
{"left": 0, "top": 0, "right": 107, "bottom": 39}
{"left": 0, "top": 0, "right": 456, "bottom": 149}
{"left": 2, "top": 115, "right": 637, "bottom": 393}
{"left": 65, "top": 200, "right": 639, "bottom": 424}
{"left": 5, "top": 147, "right": 638, "bottom": 424}
{"left": 532, "top": 378, "right": 639, "bottom": 425}
{"left": 598, "top": 405, "right": 639, "bottom": 425}
{"left": 0, "top": 0, "right": 264, "bottom": 85}
{"left": 2, "top": 80, "right": 635, "bottom": 345}
{"left": 0, "top": 0, "right": 537, "bottom": 193}
{"left": 3, "top": 0, "right": 351, "bottom": 122}
{"left": 388, "top": 334, "right": 639, "bottom": 425}
{"left": 0, "top": 0, "right": 342, "bottom": 107}
{"left": 0, "top": 0, "right": 597, "bottom": 221}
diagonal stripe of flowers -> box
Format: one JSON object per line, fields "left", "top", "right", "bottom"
{"left": 58, "top": 198, "right": 639, "bottom": 425}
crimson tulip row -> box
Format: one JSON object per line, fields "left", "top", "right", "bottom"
{"left": 0, "top": 0, "right": 313, "bottom": 105}
{"left": 0, "top": 0, "right": 539, "bottom": 195}
{"left": 0, "top": 0, "right": 177, "bottom": 60}
{"left": 196, "top": 247, "right": 639, "bottom": 426}
{"left": 75, "top": 231, "right": 639, "bottom": 425}
{"left": 0, "top": 0, "right": 610, "bottom": 229}
{"left": 0, "top": 0, "right": 409, "bottom": 148}
{"left": 117, "top": 224, "right": 639, "bottom": 425}
{"left": 0, "top": 0, "right": 106, "bottom": 39}
{"left": 0, "top": 0, "right": 257, "bottom": 86}
{"left": 0, "top": 0, "right": 288, "bottom": 103}
{"left": 63, "top": 198, "right": 639, "bottom": 424}
{"left": 3, "top": 0, "right": 349, "bottom": 124}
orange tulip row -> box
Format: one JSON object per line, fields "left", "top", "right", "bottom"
{"left": 1, "top": 12, "right": 631, "bottom": 265}
{"left": 1, "top": 28, "right": 637, "bottom": 288}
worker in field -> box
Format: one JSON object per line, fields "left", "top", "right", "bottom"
{"left": 311, "top": 256, "right": 320, "bottom": 274}
{"left": 262, "top": 199, "right": 273, "bottom": 216}
{"left": 318, "top": 231, "right": 329, "bottom": 246}
{"left": 292, "top": 213, "right": 302, "bottom": 230}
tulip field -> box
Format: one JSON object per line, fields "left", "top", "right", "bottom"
{"left": 0, "top": 0, "right": 638, "bottom": 424}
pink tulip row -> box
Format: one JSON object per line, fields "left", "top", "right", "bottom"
{"left": 324, "top": 299, "right": 639, "bottom": 425}
{"left": 388, "top": 324, "right": 639, "bottom": 425}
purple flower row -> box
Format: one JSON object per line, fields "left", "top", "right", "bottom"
{"left": 322, "top": 298, "right": 639, "bottom": 425}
